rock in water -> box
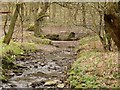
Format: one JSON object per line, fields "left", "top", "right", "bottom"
{"left": 44, "top": 80, "right": 59, "bottom": 86}
{"left": 57, "top": 83, "right": 65, "bottom": 88}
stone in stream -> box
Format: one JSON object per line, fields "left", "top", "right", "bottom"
{"left": 17, "top": 64, "right": 28, "bottom": 69}
{"left": 57, "top": 83, "right": 65, "bottom": 88}
{"left": 16, "top": 72, "right": 23, "bottom": 76}
{"left": 34, "top": 65, "right": 38, "bottom": 68}
{"left": 44, "top": 80, "right": 60, "bottom": 86}
{"left": 2, "top": 84, "right": 14, "bottom": 88}
{"left": 39, "top": 63, "right": 45, "bottom": 66}
{"left": 8, "top": 81, "right": 18, "bottom": 87}
{"left": 8, "top": 73, "right": 15, "bottom": 77}
{"left": 28, "top": 78, "right": 46, "bottom": 88}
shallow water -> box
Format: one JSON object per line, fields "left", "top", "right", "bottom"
{"left": 1, "top": 41, "right": 78, "bottom": 88}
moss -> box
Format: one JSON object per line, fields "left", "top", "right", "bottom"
{"left": 27, "top": 24, "right": 35, "bottom": 31}
{"left": 1, "top": 41, "right": 24, "bottom": 57}
{"left": 20, "top": 42, "right": 37, "bottom": 53}
{"left": 67, "top": 32, "right": 76, "bottom": 40}
{"left": 0, "top": 39, "right": 38, "bottom": 57}
{"left": 40, "top": 38, "right": 52, "bottom": 45}
{"left": 33, "top": 37, "right": 52, "bottom": 45}
{"left": 0, "top": 38, "right": 37, "bottom": 70}
{"left": 0, "top": 75, "right": 8, "bottom": 83}
{"left": 2, "top": 55, "right": 16, "bottom": 69}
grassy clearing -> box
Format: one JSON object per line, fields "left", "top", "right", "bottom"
{"left": 68, "top": 35, "right": 119, "bottom": 88}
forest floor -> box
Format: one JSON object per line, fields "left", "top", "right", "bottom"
{"left": 1, "top": 25, "right": 119, "bottom": 88}
{"left": 68, "top": 36, "right": 119, "bottom": 88}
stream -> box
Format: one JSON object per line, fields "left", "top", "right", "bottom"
{"left": 1, "top": 40, "right": 79, "bottom": 88}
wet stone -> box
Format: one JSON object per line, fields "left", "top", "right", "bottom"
{"left": 28, "top": 78, "right": 46, "bottom": 88}
{"left": 57, "top": 83, "right": 65, "bottom": 88}
{"left": 44, "top": 80, "right": 60, "bottom": 86}
{"left": 16, "top": 72, "right": 23, "bottom": 76}
{"left": 40, "top": 63, "right": 45, "bottom": 66}
{"left": 34, "top": 65, "right": 38, "bottom": 68}
{"left": 9, "top": 73, "right": 15, "bottom": 77}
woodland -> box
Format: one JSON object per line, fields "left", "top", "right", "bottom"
{"left": 0, "top": 1, "right": 120, "bottom": 88}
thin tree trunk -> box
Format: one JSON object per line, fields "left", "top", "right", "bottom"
{"left": 81, "top": 3, "right": 86, "bottom": 26}
{"left": 3, "top": 15, "right": 8, "bottom": 35}
{"left": 73, "top": 3, "right": 79, "bottom": 22}
{"left": 51, "top": 3, "right": 56, "bottom": 22}
{"left": 3, "top": 3, "right": 21, "bottom": 44}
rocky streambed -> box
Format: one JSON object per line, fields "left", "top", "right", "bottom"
{"left": 1, "top": 41, "right": 79, "bottom": 88}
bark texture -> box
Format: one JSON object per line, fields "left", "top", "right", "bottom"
{"left": 104, "top": 2, "right": 120, "bottom": 50}
{"left": 3, "top": 4, "right": 21, "bottom": 44}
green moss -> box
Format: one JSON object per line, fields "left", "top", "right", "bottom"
{"left": 33, "top": 37, "right": 52, "bottom": 45}
{"left": 40, "top": 38, "right": 52, "bottom": 45}
{"left": 0, "top": 39, "right": 38, "bottom": 57}
{"left": 2, "top": 55, "right": 17, "bottom": 69}
{"left": 20, "top": 42, "right": 37, "bottom": 52}
{"left": 4, "top": 44, "right": 23, "bottom": 55}
{"left": 0, "top": 75, "right": 8, "bottom": 83}
{"left": 0, "top": 39, "right": 38, "bottom": 71}
{"left": 1, "top": 41, "right": 24, "bottom": 57}
{"left": 27, "top": 24, "right": 35, "bottom": 31}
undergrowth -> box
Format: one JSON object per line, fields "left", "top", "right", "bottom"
{"left": 0, "top": 39, "right": 37, "bottom": 82}
{"left": 68, "top": 35, "right": 119, "bottom": 88}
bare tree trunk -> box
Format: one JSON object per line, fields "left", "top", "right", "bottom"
{"left": 3, "top": 3, "right": 21, "bottom": 45}
{"left": 81, "top": 3, "right": 86, "bottom": 26}
{"left": 34, "top": 2, "right": 50, "bottom": 37}
{"left": 73, "top": 3, "right": 79, "bottom": 22}
{"left": 19, "top": 3, "right": 24, "bottom": 42}
{"left": 3, "top": 14, "right": 8, "bottom": 35}
{"left": 51, "top": 3, "right": 56, "bottom": 22}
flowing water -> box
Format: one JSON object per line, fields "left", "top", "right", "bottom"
{"left": 1, "top": 41, "right": 79, "bottom": 88}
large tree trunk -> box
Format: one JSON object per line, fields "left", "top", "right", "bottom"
{"left": 3, "top": 3, "right": 21, "bottom": 44}
{"left": 104, "top": 2, "right": 120, "bottom": 82}
{"left": 104, "top": 2, "right": 120, "bottom": 50}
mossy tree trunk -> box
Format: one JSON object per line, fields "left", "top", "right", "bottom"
{"left": 104, "top": 2, "right": 120, "bottom": 50}
{"left": 34, "top": 2, "right": 50, "bottom": 37}
{"left": 3, "top": 3, "right": 21, "bottom": 45}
